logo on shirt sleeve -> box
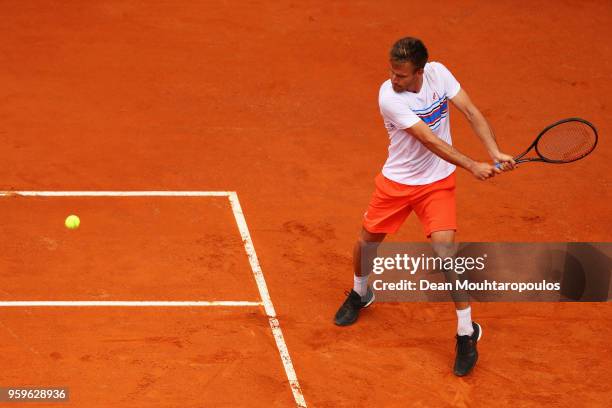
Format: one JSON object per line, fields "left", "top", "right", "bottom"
{"left": 385, "top": 120, "right": 396, "bottom": 131}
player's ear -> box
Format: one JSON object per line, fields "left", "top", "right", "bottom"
{"left": 416, "top": 67, "right": 425, "bottom": 75}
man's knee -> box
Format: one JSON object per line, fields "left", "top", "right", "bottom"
{"left": 433, "top": 243, "right": 456, "bottom": 259}
{"left": 355, "top": 228, "right": 386, "bottom": 275}
{"left": 431, "top": 230, "right": 457, "bottom": 259}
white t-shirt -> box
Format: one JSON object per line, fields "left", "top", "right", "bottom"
{"left": 379, "top": 61, "right": 461, "bottom": 185}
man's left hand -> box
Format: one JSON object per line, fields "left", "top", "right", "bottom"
{"left": 492, "top": 152, "right": 516, "bottom": 171}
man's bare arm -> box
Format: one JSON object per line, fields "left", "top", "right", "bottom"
{"left": 450, "top": 89, "right": 515, "bottom": 168}
{"left": 406, "top": 120, "right": 499, "bottom": 180}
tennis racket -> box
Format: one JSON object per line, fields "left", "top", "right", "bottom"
{"left": 496, "top": 118, "right": 598, "bottom": 168}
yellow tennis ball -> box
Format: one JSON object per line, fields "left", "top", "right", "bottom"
{"left": 65, "top": 215, "right": 80, "bottom": 230}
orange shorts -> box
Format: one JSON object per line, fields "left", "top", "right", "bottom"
{"left": 363, "top": 172, "right": 457, "bottom": 237}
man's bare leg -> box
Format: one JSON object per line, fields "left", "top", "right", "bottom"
{"left": 334, "top": 227, "right": 386, "bottom": 326}
{"left": 353, "top": 227, "right": 387, "bottom": 277}
{"left": 431, "top": 229, "right": 482, "bottom": 376}
{"left": 430, "top": 230, "right": 469, "bottom": 311}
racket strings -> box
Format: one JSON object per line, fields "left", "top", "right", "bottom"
{"left": 537, "top": 122, "right": 597, "bottom": 162}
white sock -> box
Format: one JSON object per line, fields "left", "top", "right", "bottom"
{"left": 353, "top": 275, "right": 369, "bottom": 298}
{"left": 456, "top": 306, "right": 474, "bottom": 336}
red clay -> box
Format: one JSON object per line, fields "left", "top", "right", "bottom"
{"left": 1, "top": 197, "right": 257, "bottom": 301}
{"left": 1, "top": 1, "right": 611, "bottom": 407}
{"left": 0, "top": 308, "right": 293, "bottom": 407}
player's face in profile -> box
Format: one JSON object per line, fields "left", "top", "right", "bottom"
{"left": 390, "top": 61, "right": 423, "bottom": 93}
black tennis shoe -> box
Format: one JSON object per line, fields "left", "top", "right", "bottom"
{"left": 453, "top": 322, "right": 483, "bottom": 377}
{"left": 333, "top": 287, "right": 375, "bottom": 326}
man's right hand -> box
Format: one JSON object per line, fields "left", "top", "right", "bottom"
{"left": 469, "top": 162, "right": 500, "bottom": 180}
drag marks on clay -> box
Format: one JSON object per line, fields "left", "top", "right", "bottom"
{"left": 520, "top": 215, "right": 545, "bottom": 223}
{"left": 49, "top": 351, "right": 63, "bottom": 360}
{"left": 0, "top": 319, "right": 41, "bottom": 356}
{"left": 281, "top": 220, "right": 348, "bottom": 269}
{"left": 282, "top": 220, "right": 337, "bottom": 243}
{"left": 102, "top": 336, "right": 185, "bottom": 349}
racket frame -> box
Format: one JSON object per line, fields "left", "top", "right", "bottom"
{"left": 514, "top": 117, "right": 598, "bottom": 164}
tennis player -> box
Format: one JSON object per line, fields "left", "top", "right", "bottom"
{"left": 333, "top": 37, "right": 515, "bottom": 376}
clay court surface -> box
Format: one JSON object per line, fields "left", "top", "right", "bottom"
{"left": 1, "top": 1, "right": 611, "bottom": 407}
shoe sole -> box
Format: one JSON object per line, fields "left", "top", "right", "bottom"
{"left": 474, "top": 322, "right": 483, "bottom": 342}
{"left": 363, "top": 292, "right": 375, "bottom": 308}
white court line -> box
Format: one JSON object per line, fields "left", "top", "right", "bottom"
{"left": 0, "top": 190, "right": 308, "bottom": 407}
{"left": 0, "top": 301, "right": 262, "bottom": 307}
{"left": 0, "top": 191, "right": 231, "bottom": 197}
{"left": 229, "top": 192, "right": 307, "bottom": 408}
